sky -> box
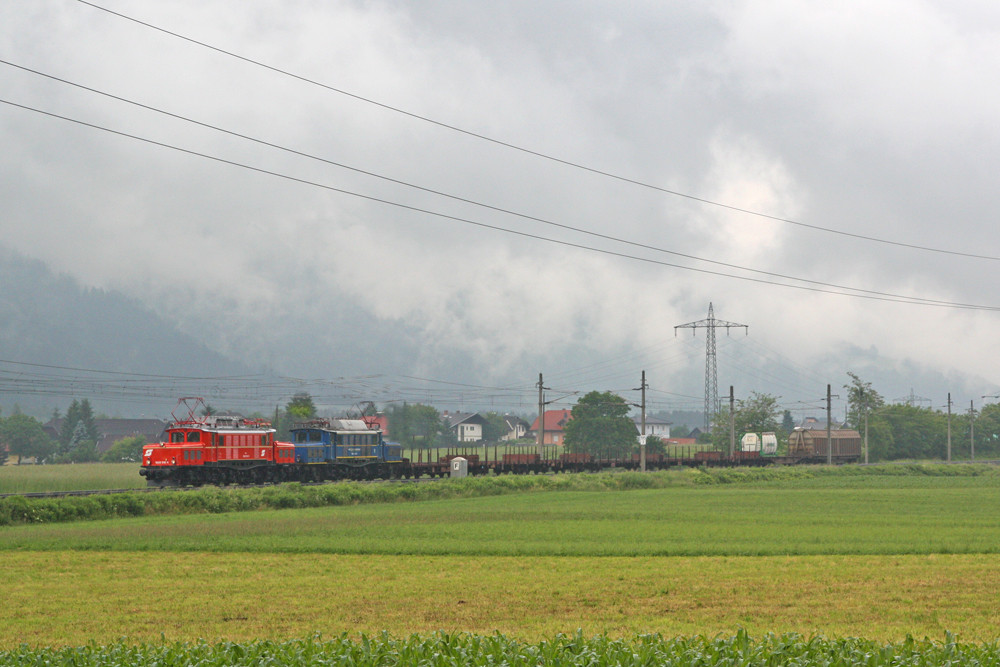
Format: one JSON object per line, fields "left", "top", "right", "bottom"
{"left": 2, "top": 0, "right": 999, "bottom": 420}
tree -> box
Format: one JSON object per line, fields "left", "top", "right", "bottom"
{"left": 435, "top": 416, "right": 459, "bottom": 449}
{"left": 670, "top": 424, "right": 691, "bottom": 439}
{"left": 974, "top": 402, "right": 1000, "bottom": 459}
{"left": 781, "top": 410, "right": 794, "bottom": 432}
{"left": 59, "top": 399, "right": 81, "bottom": 453}
{"left": 709, "top": 391, "right": 780, "bottom": 451}
{"left": 274, "top": 392, "right": 318, "bottom": 439}
{"left": 66, "top": 439, "right": 99, "bottom": 463}
{"left": 842, "top": 373, "right": 887, "bottom": 462}
{"left": 481, "top": 411, "right": 509, "bottom": 443}
{"left": 58, "top": 398, "right": 99, "bottom": 455}
{"left": 563, "top": 391, "right": 637, "bottom": 455}
{"left": 844, "top": 373, "right": 885, "bottom": 430}
{"left": 101, "top": 435, "right": 147, "bottom": 463}
{"left": 386, "top": 403, "right": 445, "bottom": 457}
{"left": 286, "top": 393, "right": 317, "bottom": 421}
{"left": 1, "top": 414, "right": 56, "bottom": 464}
{"left": 879, "top": 404, "right": 946, "bottom": 460}
{"left": 644, "top": 434, "right": 666, "bottom": 455}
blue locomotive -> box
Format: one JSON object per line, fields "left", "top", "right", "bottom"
{"left": 289, "top": 418, "right": 403, "bottom": 475}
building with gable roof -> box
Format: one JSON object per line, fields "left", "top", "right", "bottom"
{"left": 441, "top": 411, "right": 490, "bottom": 443}
{"left": 527, "top": 409, "right": 572, "bottom": 446}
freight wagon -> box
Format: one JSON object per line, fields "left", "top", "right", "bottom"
{"left": 787, "top": 427, "right": 862, "bottom": 463}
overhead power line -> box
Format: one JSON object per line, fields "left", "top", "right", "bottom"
{"left": 3, "top": 96, "right": 998, "bottom": 312}
{"left": 72, "top": 0, "right": 1000, "bottom": 262}
{"left": 8, "top": 58, "right": 986, "bottom": 308}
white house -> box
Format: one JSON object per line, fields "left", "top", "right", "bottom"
{"left": 632, "top": 415, "right": 671, "bottom": 440}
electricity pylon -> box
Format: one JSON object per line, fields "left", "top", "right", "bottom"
{"left": 675, "top": 303, "right": 748, "bottom": 429}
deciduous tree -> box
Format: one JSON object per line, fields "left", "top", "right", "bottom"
{"left": 481, "top": 411, "right": 509, "bottom": 443}
{"left": 101, "top": 435, "right": 147, "bottom": 463}
{"left": 563, "top": 391, "right": 637, "bottom": 455}
{"left": 2, "top": 413, "right": 55, "bottom": 464}
{"left": 386, "top": 403, "right": 445, "bottom": 455}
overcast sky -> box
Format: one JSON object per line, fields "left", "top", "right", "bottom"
{"left": 2, "top": 0, "right": 999, "bottom": 417}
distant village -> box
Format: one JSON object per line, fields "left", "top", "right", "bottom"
{"left": 36, "top": 408, "right": 696, "bottom": 458}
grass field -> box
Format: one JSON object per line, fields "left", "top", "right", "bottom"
{"left": 4, "top": 474, "right": 1000, "bottom": 555}
{"left": 2, "top": 466, "right": 1000, "bottom": 650}
{"left": 0, "top": 462, "right": 143, "bottom": 493}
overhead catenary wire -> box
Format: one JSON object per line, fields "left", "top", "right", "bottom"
{"left": 2, "top": 97, "right": 997, "bottom": 313}
{"left": 2, "top": 59, "right": 983, "bottom": 311}
{"left": 71, "top": 0, "right": 1000, "bottom": 263}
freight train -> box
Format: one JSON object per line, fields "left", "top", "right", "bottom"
{"left": 139, "top": 398, "right": 862, "bottom": 487}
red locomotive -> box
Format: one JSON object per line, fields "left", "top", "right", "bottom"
{"left": 141, "top": 397, "right": 294, "bottom": 487}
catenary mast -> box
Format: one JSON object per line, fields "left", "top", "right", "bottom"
{"left": 675, "top": 303, "right": 748, "bottom": 429}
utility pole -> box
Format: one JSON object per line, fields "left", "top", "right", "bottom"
{"left": 536, "top": 373, "right": 548, "bottom": 458}
{"left": 826, "top": 384, "right": 833, "bottom": 465}
{"left": 981, "top": 396, "right": 999, "bottom": 462}
{"left": 864, "top": 404, "right": 869, "bottom": 465}
{"left": 729, "top": 386, "right": 736, "bottom": 457}
{"left": 946, "top": 393, "right": 952, "bottom": 462}
{"left": 636, "top": 370, "right": 647, "bottom": 471}
{"left": 675, "top": 303, "right": 748, "bottom": 430}
{"left": 970, "top": 400, "right": 976, "bottom": 461}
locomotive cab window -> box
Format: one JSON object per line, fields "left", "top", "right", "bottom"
{"left": 171, "top": 432, "right": 184, "bottom": 443}
{"left": 187, "top": 431, "right": 201, "bottom": 443}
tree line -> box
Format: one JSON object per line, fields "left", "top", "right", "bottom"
{"left": 0, "top": 398, "right": 148, "bottom": 464}
{"left": 705, "top": 373, "right": 999, "bottom": 461}
{"left": 4, "top": 378, "right": 995, "bottom": 466}
{"left": 841, "top": 372, "right": 998, "bottom": 461}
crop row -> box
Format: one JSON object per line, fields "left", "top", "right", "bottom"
{"left": 2, "top": 631, "right": 999, "bottom": 666}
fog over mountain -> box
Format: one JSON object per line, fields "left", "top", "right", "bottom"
{"left": 0, "top": 249, "right": 258, "bottom": 417}
{"left": 2, "top": 2, "right": 999, "bottom": 421}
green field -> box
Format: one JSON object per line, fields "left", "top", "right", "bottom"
{"left": 2, "top": 465, "right": 999, "bottom": 655}
{"left": 0, "top": 462, "right": 143, "bottom": 493}
{"left": 5, "top": 473, "right": 1000, "bottom": 556}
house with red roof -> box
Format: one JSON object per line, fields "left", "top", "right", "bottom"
{"left": 527, "top": 409, "right": 572, "bottom": 446}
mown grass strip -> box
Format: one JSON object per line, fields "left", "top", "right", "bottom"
{"left": 4, "top": 551, "right": 999, "bottom": 647}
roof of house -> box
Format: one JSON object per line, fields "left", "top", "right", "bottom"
{"left": 503, "top": 414, "right": 530, "bottom": 429}
{"left": 632, "top": 415, "right": 672, "bottom": 426}
{"left": 441, "top": 411, "right": 489, "bottom": 428}
{"left": 528, "top": 409, "right": 572, "bottom": 432}
{"left": 797, "top": 417, "right": 842, "bottom": 430}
